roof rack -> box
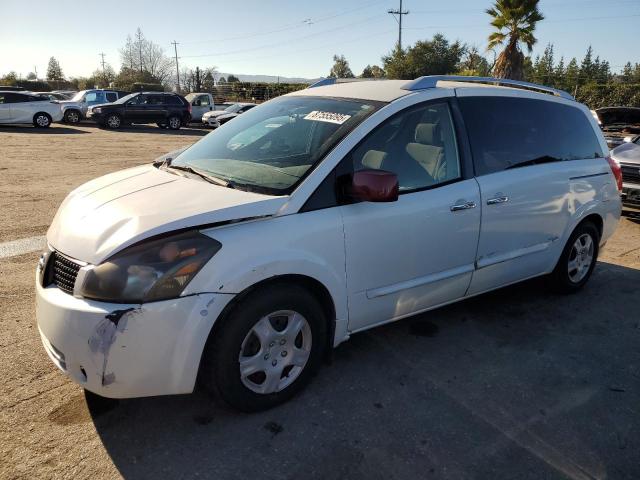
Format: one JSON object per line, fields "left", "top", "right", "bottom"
{"left": 307, "top": 78, "right": 385, "bottom": 89}
{"left": 401, "top": 75, "right": 575, "bottom": 101}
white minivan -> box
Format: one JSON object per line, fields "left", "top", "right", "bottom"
{"left": 36, "top": 77, "right": 622, "bottom": 411}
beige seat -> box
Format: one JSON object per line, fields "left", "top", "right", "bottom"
{"left": 406, "top": 123, "right": 445, "bottom": 180}
{"left": 361, "top": 149, "right": 388, "bottom": 169}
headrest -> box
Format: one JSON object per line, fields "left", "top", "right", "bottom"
{"left": 361, "top": 150, "right": 387, "bottom": 170}
{"left": 415, "top": 123, "right": 436, "bottom": 144}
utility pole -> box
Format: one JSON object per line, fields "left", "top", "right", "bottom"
{"left": 99, "top": 52, "right": 106, "bottom": 72}
{"left": 388, "top": 0, "right": 409, "bottom": 50}
{"left": 136, "top": 29, "right": 144, "bottom": 73}
{"left": 171, "top": 41, "right": 180, "bottom": 93}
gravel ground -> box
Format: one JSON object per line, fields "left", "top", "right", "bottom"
{"left": 1, "top": 123, "right": 639, "bottom": 480}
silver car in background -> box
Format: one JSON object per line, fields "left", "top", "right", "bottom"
{"left": 59, "top": 89, "right": 129, "bottom": 124}
{"left": 611, "top": 136, "right": 640, "bottom": 210}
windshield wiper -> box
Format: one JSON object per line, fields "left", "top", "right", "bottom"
{"left": 168, "top": 164, "right": 234, "bottom": 188}
{"left": 506, "top": 155, "right": 562, "bottom": 170}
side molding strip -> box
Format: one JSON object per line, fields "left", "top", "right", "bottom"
{"left": 366, "top": 264, "right": 474, "bottom": 299}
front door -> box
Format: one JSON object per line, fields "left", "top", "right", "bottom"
{"left": 191, "top": 94, "right": 213, "bottom": 122}
{"left": 340, "top": 100, "right": 481, "bottom": 332}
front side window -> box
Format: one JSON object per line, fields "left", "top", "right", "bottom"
{"left": 459, "top": 96, "right": 604, "bottom": 176}
{"left": 349, "top": 101, "right": 461, "bottom": 192}
{"left": 172, "top": 96, "right": 380, "bottom": 194}
{"left": 106, "top": 92, "right": 117, "bottom": 102}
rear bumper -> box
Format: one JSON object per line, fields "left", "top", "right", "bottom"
{"left": 36, "top": 271, "right": 234, "bottom": 398}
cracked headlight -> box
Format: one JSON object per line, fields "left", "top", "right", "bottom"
{"left": 79, "top": 231, "right": 221, "bottom": 303}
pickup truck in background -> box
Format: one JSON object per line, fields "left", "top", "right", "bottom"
{"left": 184, "top": 93, "right": 216, "bottom": 124}
{"left": 60, "top": 89, "right": 129, "bottom": 124}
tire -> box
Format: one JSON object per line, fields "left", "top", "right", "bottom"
{"left": 200, "top": 283, "right": 327, "bottom": 412}
{"left": 64, "top": 109, "right": 81, "bottom": 124}
{"left": 33, "top": 112, "right": 51, "bottom": 128}
{"left": 105, "top": 113, "right": 122, "bottom": 129}
{"left": 157, "top": 123, "right": 168, "bottom": 129}
{"left": 548, "top": 221, "right": 600, "bottom": 293}
{"left": 167, "top": 115, "right": 182, "bottom": 130}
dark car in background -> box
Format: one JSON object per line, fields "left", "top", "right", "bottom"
{"left": 87, "top": 92, "right": 191, "bottom": 130}
{"left": 593, "top": 107, "right": 640, "bottom": 149}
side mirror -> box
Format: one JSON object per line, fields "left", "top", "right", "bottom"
{"left": 350, "top": 169, "right": 398, "bottom": 202}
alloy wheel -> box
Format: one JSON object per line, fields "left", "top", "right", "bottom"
{"left": 568, "top": 233, "right": 594, "bottom": 283}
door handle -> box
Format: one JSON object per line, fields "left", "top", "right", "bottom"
{"left": 450, "top": 201, "right": 476, "bottom": 212}
{"left": 487, "top": 195, "right": 509, "bottom": 205}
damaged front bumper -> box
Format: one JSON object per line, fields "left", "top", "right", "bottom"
{"left": 35, "top": 275, "right": 234, "bottom": 398}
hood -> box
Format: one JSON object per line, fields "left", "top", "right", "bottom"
{"left": 611, "top": 142, "right": 640, "bottom": 165}
{"left": 203, "top": 110, "right": 230, "bottom": 119}
{"left": 47, "top": 164, "right": 287, "bottom": 264}
{"left": 216, "top": 113, "right": 238, "bottom": 121}
{"left": 59, "top": 100, "right": 81, "bottom": 108}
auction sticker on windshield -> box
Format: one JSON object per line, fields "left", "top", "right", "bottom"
{"left": 304, "top": 111, "right": 352, "bottom": 125}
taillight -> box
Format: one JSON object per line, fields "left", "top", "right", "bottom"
{"left": 607, "top": 156, "right": 623, "bottom": 192}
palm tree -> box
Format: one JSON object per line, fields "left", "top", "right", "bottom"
{"left": 486, "top": 0, "right": 544, "bottom": 80}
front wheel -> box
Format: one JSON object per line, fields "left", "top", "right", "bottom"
{"left": 548, "top": 221, "right": 599, "bottom": 293}
{"left": 157, "top": 123, "right": 168, "bottom": 129}
{"left": 200, "top": 284, "right": 327, "bottom": 412}
{"left": 64, "top": 109, "right": 81, "bottom": 124}
{"left": 105, "top": 113, "right": 122, "bottom": 129}
{"left": 33, "top": 112, "right": 51, "bottom": 128}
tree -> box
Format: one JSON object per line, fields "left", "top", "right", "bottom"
{"left": 382, "top": 46, "right": 411, "bottom": 79}
{"left": 532, "top": 43, "right": 554, "bottom": 85}
{"left": 328, "top": 55, "right": 354, "bottom": 78}
{"left": 383, "top": 34, "right": 465, "bottom": 79}
{"left": 486, "top": 0, "right": 544, "bottom": 80}
{"left": 227, "top": 74, "right": 240, "bottom": 83}
{"left": 118, "top": 28, "right": 174, "bottom": 85}
{"left": 458, "top": 46, "right": 491, "bottom": 76}
{"left": 361, "top": 64, "right": 385, "bottom": 78}
{"left": 580, "top": 46, "right": 595, "bottom": 85}
{"left": 26, "top": 72, "right": 37, "bottom": 80}
{"left": 46, "top": 57, "right": 64, "bottom": 81}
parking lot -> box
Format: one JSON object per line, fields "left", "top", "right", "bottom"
{"left": 1, "top": 123, "right": 640, "bottom": 479}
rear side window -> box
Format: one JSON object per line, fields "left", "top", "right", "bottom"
{"left": 459, "top": 96, "right": 604, "bottom": 176}
{"left": 164, "top": 95, "right": 182, "bottom": 106}
{"left": 105, "top": 92, "right": 117, "bottom": 102}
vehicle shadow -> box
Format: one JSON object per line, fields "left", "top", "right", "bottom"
{"left": 0, "top": 125, "right": 89, "bottom": 134}
{"left": 89, "top": 261, "right": 640, "bottom": 479}
{"left": 94, "top": 124, "right": 210, "bottom": 137}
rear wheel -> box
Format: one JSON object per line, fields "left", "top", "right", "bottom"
{"left": 64, "top": 109, "right": 81, "bottom": 124}
{"left": 167, "top": 115, "right": 182, "bottom": 130}
{"left": 200, "top": 284, "right": 327, "bottom": 412}
{"left": 549, "top": 221, "right": 599, "bottom": 293}
{"left": 33, "top": 112, "right": 51, "bottom": 128}
{"left": 105, "top": 113, "right": 122, "bottom": 129}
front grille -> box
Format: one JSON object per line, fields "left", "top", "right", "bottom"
{"left": 51, "top": 251, "right": 81, "bottom": 295}
{"left": 621, "top": 164, "right": 640, "bottom": 185}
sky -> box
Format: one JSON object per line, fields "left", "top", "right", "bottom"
{"left": 1, "top": 0, "right": 639, "bottom": 81}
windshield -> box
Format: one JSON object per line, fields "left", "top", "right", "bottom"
{"left": 70, "top": 90, "right": 87, "bottom": 101}
{"left": 172, "top": 96, "right": 380, "bottom": 194}
{"left": 224, "top": 104, "right": 243, "bottom": 113}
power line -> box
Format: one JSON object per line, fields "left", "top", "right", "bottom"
{"left": 179, "top": 0, "right": 387, "bottom": 45}
{"left": 388, "top": 0, "right": 409, "bottom": 49}
{"left": 180, "top": 14, "right": 388, "bottom": 59}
